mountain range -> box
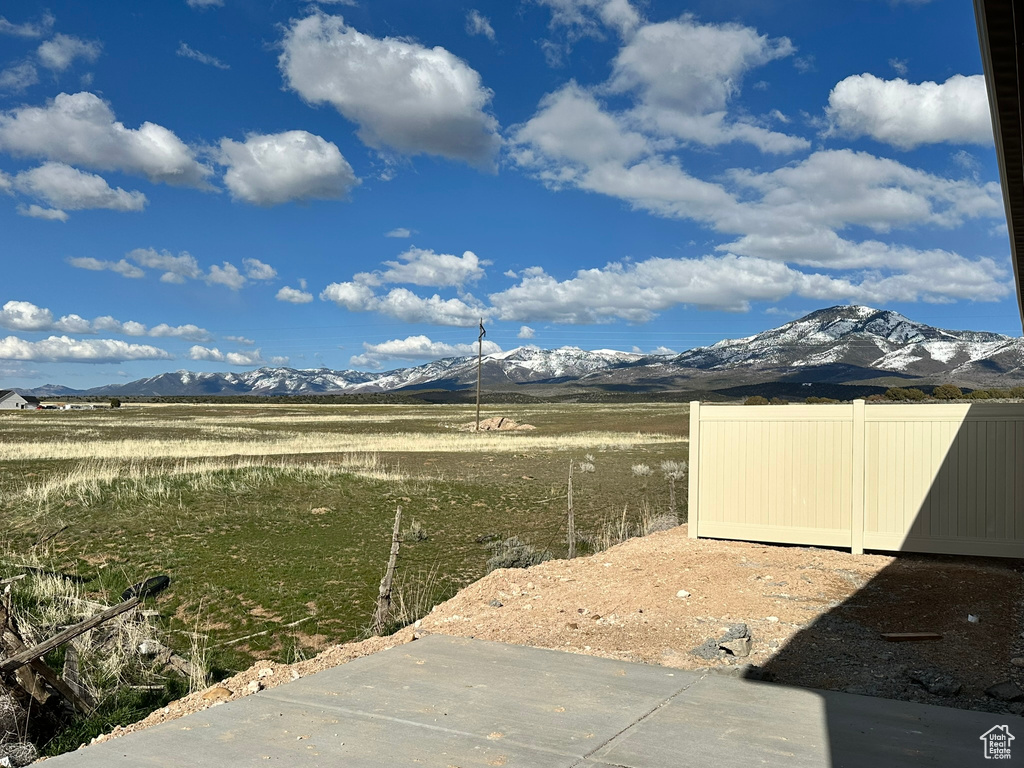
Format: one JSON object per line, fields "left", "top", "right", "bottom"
{"left": 23, "top": 306, "right": 1024, "bottom": 399}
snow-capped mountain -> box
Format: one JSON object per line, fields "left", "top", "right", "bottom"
{"left": 77, "top": 346, "right": 648, "bottom": 397}
{"left": 23, "top": 306, "right": 1024, "bottom": 397}
{"left": 672, "top": 306, "right": 1019, "bottom": 376}
{"left": 97, "top": 367, "right": 380, "bottom": 397}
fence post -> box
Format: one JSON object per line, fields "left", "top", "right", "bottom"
{"left": 851, "top": 399, "right": 866, "bottom": 555}
{"left": 688, "top": 401, "right": 700, "bottom": 539}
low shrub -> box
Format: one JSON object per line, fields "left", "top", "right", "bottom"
{"left": 884, "top": 387, "right": 927, "bottom": 402}
{"left": 931, "top": 384, "right": 963, "bottom": 400}
{"left": 486, "top": 536, "right": 552, "bottom": 573}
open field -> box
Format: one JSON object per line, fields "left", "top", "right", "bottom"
{"left": 0, "top": 402, "right": 689, "bottom": 676}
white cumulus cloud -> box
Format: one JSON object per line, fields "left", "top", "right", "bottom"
{"left": 147, "top": 323, "right": 212, "bottom": 341}
{"left": 385, "top": 227, "right": 412, "bottom": 238}
{"left": 320, "top": 282, "right": 485, "bottom": 326}
{"left": 0, "top": 300, "right": 212, "bottom": 340}
{"left": 356, "top": 247, "right": 486, "bottom": 288}
{"left": 37, "top": 34, "right": 101, "bottom": 72}
{"left": 188, "top": 345, "right": 272, "bottom": 366}
{"left": 219, "top": 130, "right": 359, "bottom": 205}
{"left": 279, "top": 13, "right": 500, "bottom": 167}
{"left": 13, "top": 162, "right": 147, "bottom": 213}
{"left": 517, "top": 326, "right": 535, "bottom": 339}
{"left": 205, "top": 263, "right": 246, "bottom": 290}
{"left": 351, "top": 334, "right": 501, "bottom": 368}
{"left": 18, "top": 204, "right": 68, "bottom": 221}
{"left": 243, "top": 258, "right": 277, "bottom": 280}
{"left": 67, "top": 256, "right": 145, "bottom": 277}
{"left": 276, "top": 286, "right": 314, "bottom": 303}
{"left": 0, "top": 91, "right": 212, "bottom": 187}
{"left": 127, "top": 248, "right": 203, "bottom": 283}
{"left": 826, "top": 73, "right": 992, "bottom": 149}
{"left": 607, "top": 15, "right": 806, "bottom": 153}
{"left": 0, "top": 335, "right": 173, "bottom": 363}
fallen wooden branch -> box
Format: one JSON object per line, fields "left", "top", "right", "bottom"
{"left": 0, "top": 596, "right": 140, "bottom": 676}
{"left": 1, "top": 600, "right": 49, "bottom": 706}
{"left": 26, "top": 656, "right": 95, "bottom": 714}
{"left": 0, "top": 575, "right": 26, "bottom": 588}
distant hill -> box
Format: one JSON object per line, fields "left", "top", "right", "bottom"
{"left": 22, "top": 305, "right": 1024, "bottom": 398}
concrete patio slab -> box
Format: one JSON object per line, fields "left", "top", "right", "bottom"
{"left": 44, "top": 635, "right": 1023, "bottom": 767}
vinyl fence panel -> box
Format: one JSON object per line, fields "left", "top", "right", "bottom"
{"left": 688, "top": 401, "right": 1024, "bottom": 558}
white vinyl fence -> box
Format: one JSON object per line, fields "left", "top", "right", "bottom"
{"left": 687, "top": 400, "right": 1024, "bottom": 557}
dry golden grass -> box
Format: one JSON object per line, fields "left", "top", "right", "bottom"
{"left": 8, "top": 454, "right": 402, "bottom": 508}
{"left": 0, "top": 430, "right": 678, "bottom": 462}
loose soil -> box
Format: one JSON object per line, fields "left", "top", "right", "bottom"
{"left": 89, "top": 526, "right": 1024, "bottom": 749}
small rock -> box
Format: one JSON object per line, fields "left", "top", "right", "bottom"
{"left": 488, "top": 599, "right": 503, "bottom": 608}
{"left": 137, "top": 640, "right": 163, "bottom": 656}
{"left": 720, "top": 637, "right": 752, "bottom": 658}
{"left": 766, "top": 616, "right": 779, "bottom": 623}
{"left": 719, "top": 623, "right": 749, "bottom": 642}
{"left": 258, "top": 667, "right": 274, "bottom": 679}
{"left": 690, "top": 638, "right": 723, "bottom": 660}
{"left": 676, "top": 590, "right": 691, "bottom": 598}
{"left": 201, "top": 687, "right": 231, "bottom": 703}
{"left": 986, "top": 681, "right": 1024, "bottom": 702}
{"left": 246, "top": 680, "right": 263, "bottom": 694}
{"left": 906, "top": 669, "right": 960, "bottom": 697}
{"left": 1011, "top": 657, "right": 1024, "bottom": 668}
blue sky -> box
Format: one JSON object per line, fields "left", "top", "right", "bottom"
{"left": 0, "top": 0, "right": 1017, "bottom": 389}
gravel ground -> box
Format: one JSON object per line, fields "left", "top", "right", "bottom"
{"left": 88, "top": 525, "right": 1024, "bottom": 749}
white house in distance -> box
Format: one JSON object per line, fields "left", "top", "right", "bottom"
{"left": 0, "top": 390, "right": 41, "bottom": 410}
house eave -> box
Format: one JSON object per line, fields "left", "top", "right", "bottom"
{"left": 975, "top": 0, "right": 1024, "bottom": 332}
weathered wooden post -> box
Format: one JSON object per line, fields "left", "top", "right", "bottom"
{"left": 372, "top": 505, "right": 403, "bottom": 636}
{"left": 567, "top": 461, "right": 575, "bottom": 559}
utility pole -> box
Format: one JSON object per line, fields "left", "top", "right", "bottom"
{"left": 476, "top": 318, "right": 485, "bottom": 431}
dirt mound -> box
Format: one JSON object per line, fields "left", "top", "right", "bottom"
{"left": 459, "top": 417, "right": 535, "bottom": 431}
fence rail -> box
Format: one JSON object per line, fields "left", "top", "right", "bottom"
{"left": 687, "top": 400, "right": 1024, "bottom": 558}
